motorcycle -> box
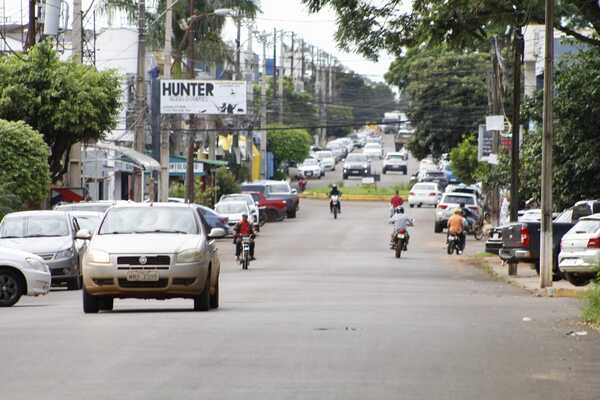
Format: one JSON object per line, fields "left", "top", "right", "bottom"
{"left": 393, "top": 228, "right": 408, "bottom": 258}
{"left": 239, "top": 236, "right": 253, "bottom": 270}
{"left": 330, "top": 195, "right": 341, "bottom": 219}
{"left": 447, "top": 234, "right": 462, "bottom": 255}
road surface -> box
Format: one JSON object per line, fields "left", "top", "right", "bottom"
{"left": 3, "top": 200, "right": 599, "bottom": 400}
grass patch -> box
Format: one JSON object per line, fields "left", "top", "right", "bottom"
{"left": 581, "top": 282, "right": 600, "bottom": 328}
{"left": 305, "top": 182, "right": 410, "bottom": 197}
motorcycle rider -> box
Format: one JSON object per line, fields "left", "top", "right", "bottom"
{"left": 329, "top": 184, "right": 342, "bottom": 214}
{"left": 389, "top": 190, "right": 405, "bottom": 217}
{"left": 389, "top": 207, "right": 413, "bottom": 250}
{"left": 233, "top": 214, "right": 256, "bottom": 261}
{"left": 447, "top": 208, "right": 466, "bottom": 253}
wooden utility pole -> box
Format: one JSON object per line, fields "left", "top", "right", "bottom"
{"left": 133, "top": 0, "right": 147, "bottom": 202}
{"left": 24, "top": 0, "right": 36, "bottom": 49}
{"left": 540, "top": 0, "right": 554, "bottom": 288}
{"left": 510, "top": 27, "right": 524, "bottom": 223}
{"left": 159, "top": 0, "right": 173, "bottom": 202}
{"left": 184, "top": 0, "right": 196, "bottom": 203}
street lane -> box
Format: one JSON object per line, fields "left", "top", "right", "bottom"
{"left": 3, "top": 200, "right": 599, "bottom": 400}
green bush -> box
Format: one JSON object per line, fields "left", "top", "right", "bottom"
{"left": 0, "top": 119, "right": 49, "bottom": 212}
{"left": 581, "top": 275, "right": 600, "bottom": 327}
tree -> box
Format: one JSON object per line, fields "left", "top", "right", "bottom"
{"left": 267, "top": 127, "right": 312, "bottom": 164}
{"left": 386, "top": 46, "right": 488, "bottom": 159}
{"left": 0, "top": 43, "right": 121, "bottom": 182}
{"left": 450, "top": 135, "right": 480, "bottom": 185}
{"left": 326, "top": 105, "right": 353, "bottom": 138}
{"left": 0, "top": 119, "right": 50, "bottom": 212}
{"left": 334, "top": 71, "right": 396, "bottom": 124}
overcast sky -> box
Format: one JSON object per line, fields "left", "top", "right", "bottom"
{"left": 2, "top": 0, "right": 395, "bottom": 82}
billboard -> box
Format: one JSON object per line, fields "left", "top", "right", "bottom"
{"left": 160, "top": 80, "right": 247, "bottom": 115}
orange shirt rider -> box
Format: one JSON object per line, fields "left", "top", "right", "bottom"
{"left": 447, "top": 209, "right": 465, "bottom": 235}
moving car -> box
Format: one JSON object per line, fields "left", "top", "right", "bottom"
{"left": 297, "top": 158, "right": 324, "bottom": 179}
{"left": 314, "top": 150, "right": 336, "bottom": 171}
{"left": 326, "top": 142, "right": 346, "bottom": 161}
{"left": 363, "top": 143, "right": 383, "bottom": 160}
{"left": 265, "top": 180, "right": 300, "bottom": 218}
{"left": 558, "top": 214, "right": 600, "bottom": 286}
{"left": 0, "top": 248, "right": 51, "bottom": 307}
{"left": 219, "top": 193, "right": 261, "bottom": 230}
{"left": 382, "top": 152, "right": 408, "bottom": 175}
{"left": 343, "top": 153, "right": 371, "bottom": 179}
{"left": 0, "top": 211, "right": 83, "bottom": 290}
{"left": 408, "top": 182, "right": 442, "bottom": 208}
{"left": 79, "top": 203, "right": 222, "bottom": 313}
{"left": 434, "top": 192, "right": 479, "bottom": 233}
{"left": 215, "top": 201, "right": 253, "bottom": 228}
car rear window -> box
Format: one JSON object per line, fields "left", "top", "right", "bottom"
{"left": 426, "top": 172, "right": 446, "bottom": 178}
{"left": 413, "top": 184, "right": 436, "bottom": 191}
{"left": 571, "top": 220, "right": 600, "bottom": 234}
{"left": 241, "top": 185, "right": 265, "bottom": 193}
{"left": 269, "top": 184, "right": 290, "bottom": 194}
{"left": 443, "top": 195, "right": 475, "bottom": 205}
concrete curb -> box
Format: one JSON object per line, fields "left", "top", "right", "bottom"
{"left": 300, "top": 193, "right": 394, "bottom": 202}
{"left": 466, "top": 255, "right": 588, "bottom": 298}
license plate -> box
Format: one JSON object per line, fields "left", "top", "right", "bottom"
{"left": 351, "top": 171, "right": 360, "bottom": 174}
{"left": 126, "top": 270, "right": 160, "bottom": 282}
{"left": 493, "top": 233, "right": 500, "bottom": 240}
{"left": 306, "top": 171, "right": 313, "bottom": 176}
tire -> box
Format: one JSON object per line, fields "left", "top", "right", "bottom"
{"left": 565, "top": 273, "right": 593, "bottom": 287}
{"left": 67, "top": 276, "right": 82, "bottom": 291}
{"left": 417, "top": 204, "right": 422, "bottom": 208}
{"left": 395, "top": 244, "right": 401, "bottom": 258}
{"left": 193, "top": 276, "right": 211, "bottom": 311}
{"left": 409, "top": 204, "right": 414, "bottom": 208}
{"left": 210, "top": 281, "right": 219, "bottom": 309}
{"left": 434, "top": 222, "right": 443, "bottom": 233}
{"left": 333, "top": 207, "right": 338, "bottom": 219}
{"left": 287, "top": 208, "right": 297, "bottom": 219}
{"left": 382, "top": 169, "right": 387, "bottom": 175}
{"left": 82, "top": 288, "right": 99, "bottom": 314}
{"left": 447, "top": 243, "right": 453, "bottom": 255}
{"left": 99, "top": 297, "right": 114, "bottom": 311}
{"left": 0, "top": 269, "right": 23, "bottom": 307}
{"left": 343, "top": 174, "right": 348, "bottom": 180}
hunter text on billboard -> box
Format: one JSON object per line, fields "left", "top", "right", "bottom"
{"left": 160, "top": 80, "right": 247, "bottom": 115}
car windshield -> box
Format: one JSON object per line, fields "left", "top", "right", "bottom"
{"left": 571, "top": 220, "right": 600, "bottom": 234}
{"left": 413, "top": 184, "right": 437, "bottom": 191}
{"left": 98, "top": 207, "right": 198, "bottom": 235}
{"left": 443, "top": 195, "right": 475, "bottom": 205}
{"left": 216, "top": 202, "right": 248, "bottom": 214}
{"left": 73, "top": 215, "right": 102, "bottom": 232}
{"left": 316, "top": 151, "right": 333, "bottom": 159}
{"left": 241, "top": 185, "right": 265, "bottom": 193}
{"left": 303, "top": 159, "right": 319, "bottom": 166}
{"left": 365, "top": 144, "right": 380, "bottom": 149}
{"left": 554, "top": 209, "right": 573, "bottom": 223}
{"left": 269, "top": 184, "right": 291, "bottom": 194}
{"left": 222, "top": 195, "right": 252, "bottom": 206}
{"left": 0, "top": 215, "right": 69, "bottom": 238}
{"left": 347, "top": 154, "right": 367, "bottom": 162}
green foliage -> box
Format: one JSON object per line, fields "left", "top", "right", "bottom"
{"left": 267, "top": 127, "right": 312, "bottom": 164}
{"left": 449, "top": 135, "right": 480, "bottom": 185}
{"left": 387, "top": 46, "right": 488, "bottom": 159}
{"left": 305, "top": 183, "right": 410, "bottom": 197}
{"left": 0, "top": 43, "right": 121, "bottom": 182}
{"left": 326, "top": 105, "right": 353, "bottom": 138}
{"left": 0, "top": 119, "right": 50, "bottom": 211}
{"left": 581, "top": 280, "right": 600, "bottom": 328}
{"left": 215, "top": 167, "right": 240, "bottom": 198}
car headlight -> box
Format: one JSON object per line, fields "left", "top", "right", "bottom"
{"left": 176, "top": 248, "right": 203, "bottom": 263}
{"left": 55, "top": 248, "right": 74, "bottom": 259}
{"left": 25, "top": 257, "right": 49, "bottom": 272}
{"left": 87, "top": 249, "right": 110, "bottom": 264}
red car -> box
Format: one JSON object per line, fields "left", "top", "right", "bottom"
{"left": 242, "top": 191, "right": 287, "bottom": 222}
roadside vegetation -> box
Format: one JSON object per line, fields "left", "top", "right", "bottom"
{"left": 304, "top": 183, "right": 410, "bottom": 197}
{"left": 581, "top": 275, "right": 600, "bottom": 328}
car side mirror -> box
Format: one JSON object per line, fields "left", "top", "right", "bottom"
{"left": 208, "top": 228, "right": 225, "bottom": 238}
{"left": 75, "top": 229, "right": 92, "bottom": 241}
{"left": 291, "top": 189, "right": 298, "bottom": 194}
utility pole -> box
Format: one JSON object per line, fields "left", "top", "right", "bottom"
{"left": 184, "top": 0, "right": 195, "bottom": 203}
{"left": 133, "top": 0, "right": 147, "bottom": 202}
{"left": 259, "top": 34, "right": 268, "bottom": 179}
{"left": 278, "top": 30, "right": 284, "bottom": 124}
{"left": 510, "top": 27, "right": 524, "bottom": 223}
{"left": 272, "top": 28, "right": 277, "bottom": 100}
{"left": 159, "top": 0, "right": 173, "bottom": 202}
{"left": 24, "top": 0, "right": 36, "bottom": 49}
{"left": 65, "top": 0, "right": 83, "bottom": 198}
{"left": 290, "top": 32, "right": 294, "bottom": 86}
{"left": 300, "top": 39, "right": 305, "bottom": 91}
{"left": 246, "top": 23, "right": 254, "bottom": 177}
{"left": 540, "top": 0, "right": 554, "bottom": 288}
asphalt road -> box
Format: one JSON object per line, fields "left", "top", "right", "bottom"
{"left": 309, "top": 134, "right": 419, "bottom": 190}
{"left": 3, "top": 200, "right": 599, "bottom": 400}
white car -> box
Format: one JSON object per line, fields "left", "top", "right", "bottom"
{"left": 434, "top": 192, "right": 479, "bottom": 233}
{"left": 78, "top": 203, "right": 222, "bottom": 313}
{"left": 297, "top": 158, "right": 323, "bottom": 179}
{"left": 314, "top": 151, "right": 336, "bottom": 171}
{"left": 219, "top": 193, "right": 261, "bottom": 230}
{"left": 408, "top": 182, "right": 442, "bottom": 208}
{"left": 215, "top": 201, "right": 254, "bottom": 228}
{"left": 382, "top": 152, "right": 408, "bottom": 175}
{"left": 0, "top": 248, "right": 51, "bottom": 307}
{"left": 363, "top": 143, "right": 383, "bottom": 160}
{"left": 326, "top": 143, "right": 345, "bottom": 161}
{"left": 559, "top": 214, "right": 600, "bottom": 286}
{"left": 336, "top": 137, "right": 354, "bottom": 154}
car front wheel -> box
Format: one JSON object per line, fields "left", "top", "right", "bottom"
{"left": 0, "top": 269, "right": 23, "bottom": 307}
{"left": 82, "top": 288, "right": 99, "bottom": 314}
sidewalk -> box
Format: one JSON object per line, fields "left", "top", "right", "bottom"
{"left": 468, "top": 254, "right": 591, "bottom": 298}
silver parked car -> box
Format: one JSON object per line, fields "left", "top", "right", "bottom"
{"left": 558, "top": 214, "right": 600, "bottom": 286}
{"left": 0, "top": 211, "right": 83, "bottom": 290}
{"left": 0, "top": 247, "right": 51, "bottom": 307}
{"left": 79, "top": 203, "right": 223, "bottom": 313}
